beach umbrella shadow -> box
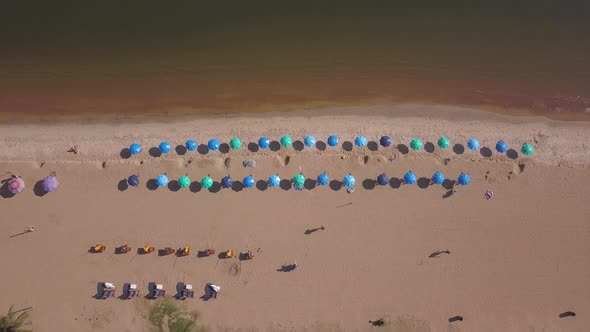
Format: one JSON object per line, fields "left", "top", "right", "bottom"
{"left": 209, "top": 182, "right": 221, "bottom": 193}
{"left": 417, "top": 177, "right": 430, "bottom": 189}
{"left": 362, "top": 179, "right": 376, "bottom": 190}
{"left": 0, "top": 183, "right": 15, "bottom": 199}
{"left": 117, "top": 179, "right": 129, "bottom": 192}
{"left": 480, "top": 147, "right": 492, "bottom": 157}
{"left": 232, "top": 181, "right": 244, "bottom": 192}
{"left": 389, "top": 177, "right": 402, "bottom": 189}
{"left": 293, "top": 140, "right": 304, "bottom": 151}
{"left": 33, "top": 180, "right": 47, "bottom": 197}
{"left": 269, "top": 141, "right": 281, "bottom": 152}
{"left": 248, "top": 142, "right": 259, "bottom": 152}
{"left": 367, "top": 141, "right": 378, "bottom": 151}
{"left": 255, "top": 180, "right": 267, "bottom": 191}
{"left": 168, "top": 180, "right": 181, "bottom": 192}
{"left": 280, "top": 179, "right": 292, "bottom": 191}
{"left": 304, "top": 178, "right": 316, "bottom": 190}
{"left": 506, "top": 149, "right": 519, "bottom": 160}
{"left": 148, "top": 147, "right": 162, "bottom": 158}
{"left": 424, "top": 142, "right": 435, "bottom": 153}
{"left": 442, "top": 179, "right": 455, "bottom": 190}
{"left": 197, "top": 144, "right": 209, "bottom": 155}
{"left": 397, "top": 144, "right": 409, "bottom": 155}
{"left": 219, "top": 143, "right": 230, "bottom": 154}
{"left": 146, "top": 179, "right": 158, "bottom": 191}
{"left": 119, "top": 148, "right": 131, "bottom": 159}
{"left": 453, "top": 143, "right": 465, "bottom": 155}
{"left": 329, "top": 180, "right": 342, "bottom": 191}
{"left": 316, "top": 141, "right": 327, "bottom": 151}
{"left": 342, "top": 141, "right": 353, "bottom": 152}
{"left": 189, "top": 181, "right": 202, "bottom": 193}
{"left": 175, "top": 145, "right": 187, "bottom": 155}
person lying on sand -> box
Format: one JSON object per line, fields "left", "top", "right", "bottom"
{"left": 369, "top": 319, "right": 385, "bottom": 326}
{"left": 68, "top": 145, "right": 79, "bottom": 154}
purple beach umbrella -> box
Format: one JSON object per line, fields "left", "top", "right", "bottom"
{"left": 42, "top": 176, "right": 59, "bottom": 192}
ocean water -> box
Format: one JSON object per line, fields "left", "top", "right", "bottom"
{"left": 1, "top": 2, "right": 589, "bottom": 119}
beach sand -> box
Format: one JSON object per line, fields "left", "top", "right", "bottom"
{"left": 0, "top": 104, "right": 589, "bottom": 331}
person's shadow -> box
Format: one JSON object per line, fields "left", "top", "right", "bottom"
{"left": 559, "top": 311, "right": 576, "bottom": 318}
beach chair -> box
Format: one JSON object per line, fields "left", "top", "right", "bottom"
{"left": 116, "top": 244, "right": 131, "bottom": 254}
{"left": 242, "top": 160, "right": 256, "bottom": 168}
{"left": 241, "top": 251, "right": 254, "bottom": 260}
{"left": 198, "top": 249, "right": 216, "bottom": 257}
{"left": 148, "top": 282, "right": 166, "bottom": 299}
{"left": 141, "top": 245, "right": 155, "bottom": 254}
{"left": 205, "top": 283, "right": 220, "bottom": 300}
{"left": 159, "top": 247, "right": 175, "bottom": 256}
{"left": 176, "top": 282, "right": 194, "bottom": 299}
{"left": 177, "top": 246, "right": 190, "bottom": 257}
{"left": 122, "top": 283, "right": 140, "bottom": 299}
{"left": 91, "top": 244, "right": 106, "bottom": 253}
{"left": 96, "top": 282, "right": 115, "bottom": 299}
{"left": 484, "top": 190, "right": 494, "bottom": 200}
{"left": 222, "top": 249, "right": 233, "bottom": 259}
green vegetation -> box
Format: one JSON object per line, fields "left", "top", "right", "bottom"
{"left": 147, "top": 298, "right": 204, "bottom": 332}
{"left": 0, "top": 306, "right": 32, "bottom": 332}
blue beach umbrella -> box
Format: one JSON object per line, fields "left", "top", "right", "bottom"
{"left": 304, "top": 135, "right": 316, "bottom": 148}
{"left": 159, "top": 142, "right": 171, "bottom": 154}
{"left": 317, "top": 173, "right": 329, "bottom": 186}
{"left": 186, "top": 139, "right": 197, "bottom": 151}
{"left": 377, "top": 173, "right": 390, "bottom": 186}
{"left": 128, "top": 175, "right": 140, "bottom": 186}
{"left": 243, "top": 175, "right": 255, "bottom": 188}
{"left": 354, "top": 136, "right": 367, "bottom": 147}
{"left": 457, "top": 173, "right": 471, "bottom": 186}
{"left": 467, "top": 139, "right": 480, "bottom": 151}
{"left": 258, "top": 137, "right": 270, "bottom": 149}
{"left": 156, "top": 174, "right": 168, "bottom": 187}
{"left": 403, "top": 171, "right": 417, "bottom": 185}
{"left": 268, "top": 174, "right": 280, "bottom": 187}
{"left": 496, "top": 140, "right": 508, "bottom": 153}
{"left": 431, "top": 172, "right": 445, "bottom": 185}
{"left": 343, "top": 174, "right": 356, "bottom": 188}
{"left": 208, "top": 139, "right": 220, "bottom": 151}
{"left": 327, "top": 135, "right": 339, "bottom": 147}
{"left": 129, "top": 143, "right": 142, "bottom": 155}
{"left": 380, "top": 136, "right": 392, "bottom": 147}
{"left": 221, "top": 176, "right": 233, "bottom": 189}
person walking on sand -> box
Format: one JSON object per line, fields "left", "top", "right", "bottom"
{"left": 25, "top": 226, "right": 35, "bottom": 233}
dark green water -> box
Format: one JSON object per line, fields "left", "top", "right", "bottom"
{"left": 1, "top": 2, "right": 589, "bottom": 119}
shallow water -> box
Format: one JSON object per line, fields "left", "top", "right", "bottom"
{"left": 1, "top": 2, "right": 589, "bottom": 120}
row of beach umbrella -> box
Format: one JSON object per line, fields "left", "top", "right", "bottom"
{"left": 128, "top": 171, "right": 470, "bottom": 190}
{"left": 128, "top": 137, "right": 534, "bottom": 156}
{"left": 3, "top": 175, "right": 59, "bottom": 195}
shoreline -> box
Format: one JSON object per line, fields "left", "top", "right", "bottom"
{"left": 1, "top": 100, "right": 590, "bottom": 125}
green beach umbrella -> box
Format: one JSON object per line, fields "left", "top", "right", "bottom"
{"left": 410, "top": 138, "right": 423, "bottom": 151}
{"left": 521, "top": 143, "right": 534, "bottom": 156}
{"left": 293, "top": 173, "right": 305, "bottom": 188}
{"left": 201, "top": 175, "right": 213, "bottom": 189}
{"left": 437, "top": 137, "right": 451, "bottom": 149}
{"left": 178, "top": 175, "right": 191, "bottom": 188}
{"left": 230, "top": 137, "right": 241, "bottom": 150}
{"left": 280, "top": 135, "right": 293, "bottom": 148}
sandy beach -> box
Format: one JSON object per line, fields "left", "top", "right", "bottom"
{"left": 0, "top": 104, "right": 589, "bottom": 332}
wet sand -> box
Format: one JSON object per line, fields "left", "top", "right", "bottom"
{"left": 0, "top": 105, "right": 589, "bottom": 331}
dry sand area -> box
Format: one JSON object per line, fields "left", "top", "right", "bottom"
{"left": 0, "top": 105, "right": 589, "bottom": 331}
